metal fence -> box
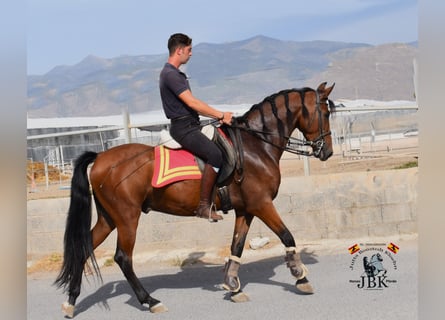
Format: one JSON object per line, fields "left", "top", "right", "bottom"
{"left": 26, "top": 105, "right": 418, "bottom": 191}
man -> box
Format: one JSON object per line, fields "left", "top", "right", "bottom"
{"left": 159, "top": 33, "right": 233, "bottom": 222}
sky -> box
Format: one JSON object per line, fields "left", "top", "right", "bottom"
{"left": 27, "top": 0, "right": 418, "bottom": 75}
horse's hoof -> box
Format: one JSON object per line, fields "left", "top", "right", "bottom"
{"left": 150, "top": 302, "right": 168, "bottom": 313}
{"left": 62, "top": 301, "right": 75, "bottom": 318}
{"left": 295, "top": 277, "right": 314, "bottom": 294}
{"left": 230, "top": 291, "right": 250, "bottom": 303}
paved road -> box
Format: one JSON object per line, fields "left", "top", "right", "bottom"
{"left": 28, "top": 239, "right": 417, "bottom": 320}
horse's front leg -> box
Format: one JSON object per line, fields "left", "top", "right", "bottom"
{"left": 254, "top": 201, "right": 314, "bottom": 294}
{"left": 222, "top": 212, "right": 253, "bottom": 302}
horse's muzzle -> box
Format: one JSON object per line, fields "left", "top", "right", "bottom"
{"left": 318, "top": 148, "right": 333, "bottom": 161}
{"left": 314, "top": 143, "right": 333, "bottom": 161}
{"left": 311, "top": 138, "right": 333, "bottom": 161}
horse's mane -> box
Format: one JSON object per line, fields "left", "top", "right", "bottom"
{"left": 247, "top": 87, "right": 314, "bottom": 113}
{"left": 237, "top": 87, "right": 315, "bottom": 138}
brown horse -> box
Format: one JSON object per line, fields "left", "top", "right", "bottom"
{"left": 55, "top": 82, "right": 336, "bottom": 317}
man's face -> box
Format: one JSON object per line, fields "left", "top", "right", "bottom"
{"left": 178, "top": 45, "right": 192, "bottom": 64}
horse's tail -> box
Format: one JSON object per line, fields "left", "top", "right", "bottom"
{"left": 54, "top": 151, "right": 101, "bottom": 292}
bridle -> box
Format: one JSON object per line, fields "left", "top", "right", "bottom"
{"left": 228, "top": 90, "right": 332, "bottom": 158}
{"left": 286, "top": 91, "right": 332, "bottom": 157}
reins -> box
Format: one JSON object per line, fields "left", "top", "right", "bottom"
{"left": 224, "top": 91, "right": 332, "bottom": 157}
{"left": 227, "top": 124, "right": 330, "bottom": 157}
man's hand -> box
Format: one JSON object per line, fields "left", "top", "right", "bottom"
{"left": 219, "top": 112, "right": 233, "bottom": 125}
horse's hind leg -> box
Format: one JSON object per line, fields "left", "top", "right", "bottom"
{"left": 114, "top": 222, "right": 168, "bottom": 313}
{"left": 62, "top": 213, "right": 114, "bottom": 318}
{"left": 91, "top": 214, "right": 114, "bottom": 249}
{"left": 86, "top": 212, "right": 115, "bottom": 274}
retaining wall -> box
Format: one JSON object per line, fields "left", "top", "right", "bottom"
{"left": 27, "top": 168, "right": 417, "bottom": 257}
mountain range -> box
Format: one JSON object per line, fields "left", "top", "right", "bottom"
{"left": 27, "top": 35, "right": 418, "bottom": 118}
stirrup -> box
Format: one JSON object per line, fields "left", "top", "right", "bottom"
{"left": 195, "top": 202, "right": 223, "bottom": 222}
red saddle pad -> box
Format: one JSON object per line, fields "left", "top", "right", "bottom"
{"left": 152, "top": 145, "right": 202, "bottom": 188}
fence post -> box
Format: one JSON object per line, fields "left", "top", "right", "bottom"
{"left": 59, "top": 145, "right": 65, "bottom": 173}
{"left": 44, "top": 162, "right": 49, "bottom": 190}
{"left": 122, "top": 107, "right": 131, "bottom": 143}
{"left": 303, "top": 157, "right": 310, "bottom": 176}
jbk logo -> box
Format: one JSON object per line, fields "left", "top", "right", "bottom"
{"left": 348, "top": 243, "right": 398, "bottom": 290}
{"left": 356, "top": 274, "right": 388, "bottom": 289}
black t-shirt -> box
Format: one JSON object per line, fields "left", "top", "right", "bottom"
{"left": 159, "top": 63, "right": 198, "bottom": 120}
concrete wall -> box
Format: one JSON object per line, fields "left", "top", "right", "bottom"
{"left": 27, "top": 168, "right": 417, "bottom": 257}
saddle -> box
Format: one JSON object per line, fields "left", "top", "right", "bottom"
{"left": 157, "top": 124, "right": 243, "bottom": 213}
{"left": 158, "top": 125, "right": 237, "bottom": 186}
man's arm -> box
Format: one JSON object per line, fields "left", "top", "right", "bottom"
{"left": 178, "top": 89, "right": 232, "bottom": 124}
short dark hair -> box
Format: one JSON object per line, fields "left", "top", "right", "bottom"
{"left": 168, "top": 33, "right": 192, "bottom": 55}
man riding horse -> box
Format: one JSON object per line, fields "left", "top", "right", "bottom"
{"left": 55, "top": 33, "right": 336, "bottom": 317}
{"left": 159, "top": 33, "right": 233, "bottom": 222}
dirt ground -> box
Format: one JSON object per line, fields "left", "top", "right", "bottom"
{"left": 280, "top": 137, "right": 418, "bottom": 176}
{"left": 27, "top": 136, "right": 418, "bottom": 201}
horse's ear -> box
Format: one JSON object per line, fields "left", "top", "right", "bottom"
{"left": 317, "top": 82, "right": 327, "bottom": 91}
{"left": 319, "top": 82, "right": 335, "bottom": 99}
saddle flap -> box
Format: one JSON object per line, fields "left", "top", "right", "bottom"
{"left": 159, "top": 129, "right": 182, "bottom": 149}
{"left": 201, "top": 124, "right": 215, "bottom": 140}
{"left": 214, "top": 128, "right": 236, "bottom": 186}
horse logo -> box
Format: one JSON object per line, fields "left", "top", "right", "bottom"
{"left": 349, "top": 244, "right": 398, "bottom": 290}
{"left": 363, "top": 253, "right": 387, "bottom": 277}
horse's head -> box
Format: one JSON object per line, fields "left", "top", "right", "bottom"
{"left": 374, "top": 253, "right": 383, "bottom": 262}
{"left": 237, "top": 82, "right": 336, "bottom": 162}
{"left": 299, "top": 82, "right": 335, "bottom": 161}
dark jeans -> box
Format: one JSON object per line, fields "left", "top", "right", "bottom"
{"left": 170, "top": 115, "right": 222, "bottom": 169}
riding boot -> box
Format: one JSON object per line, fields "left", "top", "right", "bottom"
{"left": 195, "top": 163, "right": 223, "bottom": 222}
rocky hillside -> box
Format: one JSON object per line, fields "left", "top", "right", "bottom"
{"left": 27, "top": 35, "right": 417, "bottom": 117}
